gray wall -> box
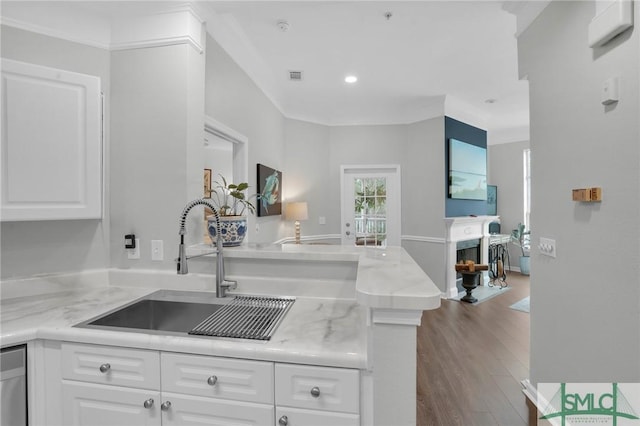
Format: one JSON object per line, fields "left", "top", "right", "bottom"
{"left": 0, "top": 25, "right": 527, "bottom": 298}
{"left": 109, "top": 43, "right": 205, "bottom": 270}
{"left": 283, "top": 119, "right": 331, "bottom": 238}
{"left": 283, "top": 116, "right": 450, "bottom": 291}
{"left": 0, "top": 25, "right": 111, "bottom": 279}
{"left": 520, "top": 1, "right": 639, "bottom": 383}
{"left": 327, "top": 124, "right": 408, "bottom": 238}
{"left": 488, "top": 140, "right": 530, "bottom": 264}
{"left": 204, "top": 35, "right": 286, "bottom": 245}
{"left": 403, "top": 117, "right": 446, "bottom": 291}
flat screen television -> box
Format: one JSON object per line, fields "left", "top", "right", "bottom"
{"left": 448, "top": 138, "right": 487, "bottom": 200}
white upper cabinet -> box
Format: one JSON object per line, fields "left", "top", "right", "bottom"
{"left": 1, "top": 59, "right": 102, "bottom": 221}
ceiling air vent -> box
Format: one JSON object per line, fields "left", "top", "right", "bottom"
{"left": 289, "top": 71, "right": 303, "bottom": 81}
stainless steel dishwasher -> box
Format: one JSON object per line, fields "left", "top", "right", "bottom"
{"left": 1, "top": 345, "right": 27, "bottom": 426}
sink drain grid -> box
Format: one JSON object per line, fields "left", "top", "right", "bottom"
{"left": 189, "top": 296, "right": 295, "bottom": 340}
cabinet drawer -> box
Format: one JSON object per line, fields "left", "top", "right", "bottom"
{"left": 161, "top": 352, "right": 274, "bottom": 404}
{"left": 61, "top": 343, "right": 160, "bottom": 390}
{"left": 275, "top": 364, "right": 359, "bottom": 414}
{"left": 62, "top": 381, "right": 160, "bottom": 425}
{"left": 276, "top": 406, "right": 360, "bottom": 426}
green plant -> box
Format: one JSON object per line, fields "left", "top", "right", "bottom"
{"left": 510, "top": 223, "right": 530, "bottom": 257}
{"left": 208, "top": 175, "right": 256, "bottom": 216}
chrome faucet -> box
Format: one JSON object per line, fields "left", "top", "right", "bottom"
{"left": 177, "top": 198, "right": 237, "bottom": 298}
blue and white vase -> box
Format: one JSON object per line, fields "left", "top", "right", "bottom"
{"left": 207, "top": 215, "right": 247, "bottom": 247}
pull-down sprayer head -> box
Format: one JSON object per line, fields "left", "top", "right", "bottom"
{"left": 177, "top": 198, "right": 220, "bottom": 275}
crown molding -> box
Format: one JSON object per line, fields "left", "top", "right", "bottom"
{"left": 111, "top": 6, "right": 204, "bottom": 53}
{"left": 445, "top": 95, "right": 490, "bottom": 131}
{"left": 0, "top": 15, "right": 110, "bottom": 50}
{"left": 1, "top": 3, "right": 204, "bottom": 53}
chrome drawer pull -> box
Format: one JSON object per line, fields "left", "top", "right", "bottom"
{"left": 278, "top": 415, "right": 289, "bottom": 426}
{"left": 99, "top": 363, "right": 111, "bottom": 373}
{"left": 310, "top": 386, "right": 321, "bottom": 398}
{"left": 161, "top": 401, "right": 172, "bottom": 411}
{"left": 207, "top": 375, "right": 218, "bottom": 386}
{"left": 143, "top": 398, "right": 154, "bottom": 409}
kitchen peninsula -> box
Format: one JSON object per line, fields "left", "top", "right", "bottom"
{"left": 1, "top": 244, "right": 440, "bottom": 426}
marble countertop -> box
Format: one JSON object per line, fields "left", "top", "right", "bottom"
{"left": 193, "top": 243, "right": 442, "bottom": 311}
{"left": 0, "top": 285, "right": 367, "bottom": 368}
{"left": 0, "top": 244, "right": 440, "bottom": 368}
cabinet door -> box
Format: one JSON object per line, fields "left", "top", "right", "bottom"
{"left": 161, "top": 392, "right": 274, "bottom": 426}
{"left": 276, "top": 406, "right": 360, "bottom": 426}
{"left": 62, "top": 381, "right": 160, "bottom": 426}
{"left": 1, "top": 59, "right": 102, "bottom": 221}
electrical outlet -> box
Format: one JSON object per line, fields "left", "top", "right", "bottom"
{"left": 127, "top": 238, "right": 140, "bottom": 260}
{"left": 539, "top": 237, "right": 556, "bottom": 258}
{"left": 151, "top": 240, "right": 163, "bottom": 261}
{"left": 319, "top": 216, "right": 326, "bottom": 225}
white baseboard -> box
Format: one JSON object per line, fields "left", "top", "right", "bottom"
{"left": 401, "top": 235, "right": 445, "bottom": 244}
{"left": 521, "top": 379, "right": 537, "bottom": 405}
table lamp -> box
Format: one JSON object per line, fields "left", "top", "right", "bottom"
{"left": 285, "top": 202, "right": 308, "bottom": 244}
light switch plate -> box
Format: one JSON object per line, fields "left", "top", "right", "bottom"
{"left": 539, "top": 237, "right": 556, "bottom": 258}
{"left": 151, "top": 240, "right": 163, "bottom": 261}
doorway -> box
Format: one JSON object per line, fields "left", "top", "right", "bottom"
{"left": 340, "top": 165, "right": 401, "bottom": 246}
{"left": 203, "top": 116, "right": 248, "bottom": 242}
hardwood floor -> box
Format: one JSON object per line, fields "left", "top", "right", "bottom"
{"left": 417, "top": 272, "right": 530, "bottom": 426}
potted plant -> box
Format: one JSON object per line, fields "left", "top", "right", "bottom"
{"left": 206, "top": 175, "right": 256, "bottom": 247}
{"left": 511, "top": 222, "right": 531, "bottom": 275}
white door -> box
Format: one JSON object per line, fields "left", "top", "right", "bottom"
{"left": 340, "top": 165, "right": 401, "bottom": 246}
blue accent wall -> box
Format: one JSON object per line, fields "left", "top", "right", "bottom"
{"left": 445, "top": 116, "right": 488, "bottom": 217}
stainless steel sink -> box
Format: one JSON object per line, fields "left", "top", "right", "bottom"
{"left": 75, "top": 290, "right": 294, "bottom": 340}
{"left": 86, "top": 299, "right": 225, "bottom": 333}
{"left": 76, "top": 290, "right": 231, "bottom": 335}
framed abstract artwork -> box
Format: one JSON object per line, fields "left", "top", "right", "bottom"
{"left": 448, "top": 138, "right": 487, "bottom": 200}
{"left": 257, "top": 163, "right": 282, "bottom": 216}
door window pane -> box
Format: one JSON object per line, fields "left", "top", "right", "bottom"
{"left": 354, "top": 177, "right": 387, "bottom": 246}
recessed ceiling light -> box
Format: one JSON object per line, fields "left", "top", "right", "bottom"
{"left": 345, "top": 75, "right": 358, "bottom": 84}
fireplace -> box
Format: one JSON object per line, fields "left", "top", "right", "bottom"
{"left": 456, "top": 239, "right": 481, "bottom": 264}
{"left": 444, "top": 216, "right": 499, "bottom": 298}
{"left": 456, "top": 239, "right": 481, "bottom": 293}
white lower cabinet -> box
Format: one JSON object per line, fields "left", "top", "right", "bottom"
{"left": 60, "top": 343, "right": 274, "bottom": 425}
{"left": 57, "top": 342, "right": 361, "bottom": 426}
{"left": 275, "top": 364, "right": 360, "bottom": 426}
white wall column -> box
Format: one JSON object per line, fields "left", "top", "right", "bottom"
{"left": 365, "top": 309, "right": 423, "bottom": 426}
